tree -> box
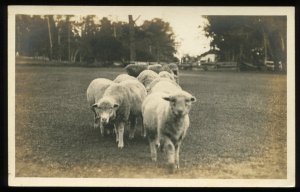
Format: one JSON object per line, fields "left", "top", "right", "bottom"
{"left": 16, "top": 15, "right": 49, "bottom": 57}
{"left": 15, "top": 15, "right": 179, "bottom": 65}
{"left": 203, "top": 16, "right": 287, "bottom": 71}
{"left": 140, "top": 18, "right": 177, "bottom": 62}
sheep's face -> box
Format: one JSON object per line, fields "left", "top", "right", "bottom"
{"left": 93, "top": 99, "right": 119, "bottom": 124}
{"left": 163, "top": 93, "right": 196, "bottom": 117}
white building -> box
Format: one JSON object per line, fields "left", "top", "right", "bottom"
{"left": 200, "top": 53, "right": 217, "bottom": 63}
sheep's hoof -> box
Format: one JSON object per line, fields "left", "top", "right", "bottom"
{"left": 118, "top": 143, "right": 124, "bottom": 149}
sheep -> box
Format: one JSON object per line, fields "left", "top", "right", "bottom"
{"left": 142, "top": 90, "right": 196, "bottom": 173}
{"left": 94, "top": 79, "right": 147, "bottom": 148}
{"left": 114, "top": 74, "right": 137, "bottom": 83}
{"left": 168, "top": 63, "right": 179, "bottom": 76}
{"left": 137, "top": 69, "right": 159, "bottom": 89}
{"left": 148, "top": 64, "right": 179, "bottom": 84}
{"left": 158, "top": 71, "right": 176, "bottom": 82}
{"left": 167, "top": 63, "right": 179, "bottom": 84}
{"left": 147, "top": 77, "right": 181, "bottom": 94}
{"left": 124, "top": 63, "right": 148, "bottom": 77}
{"left": 86, "top": 78, "right": 114, "bottom": 135}
{"left": 147, "top": 64, "right": 163, "bottom": 74}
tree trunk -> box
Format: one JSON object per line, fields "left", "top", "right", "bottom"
{"left": 46, "top": 16, "right": 53, "bottom": 61}
{"left": 128, "top": 15, "right": 136, "bottom": 62}
{"left": 72, "top": 48, "right": 80, "bottom": 62}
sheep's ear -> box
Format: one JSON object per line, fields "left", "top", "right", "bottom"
{"left": 163, "top": 96, "right": 175, "bottom": 102}
{"left": 190, "top": 96, "right": 197, "bottom": 102}
{"left": 113, "top": 104, "right": 119, "bottom": 108}
{"left": 92, "top": 103, "right": 98, "bottom": 108}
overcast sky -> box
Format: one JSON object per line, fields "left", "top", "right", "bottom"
{"left": 23, "top": 7, "right": 213, "bottom": 58}
{"left": 95, "top": 8, "right": 212, "bottom": 57}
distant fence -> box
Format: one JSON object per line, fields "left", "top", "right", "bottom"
{"left": 15, "top": 56, "right": 121, "bottom": 67}
{"left": 179, "top": 61, "right": 238, "bottom": 71}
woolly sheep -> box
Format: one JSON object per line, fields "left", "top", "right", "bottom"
{"left": 147, "top": 77, "right": 181, "bottom": 94}
{"left": 142, "top": 90, "right": 196, "bottom": 173}
{"left": 168, "top": 63, "right": 179, "bottom": 76}
{"left": 94, "top": 79, "right": 147, "bottom": 148}
{"left": 147, "top": 64, "right": 163, "bottom": 73}
{"left": 167, "top": 63, "right": 179, "bottom": 84}
{"left": 125, "top": 63, "right": 148, "bottom": 77}
{"left": 161, "top": 64, "right": 173, "bottom": 74}
{"left": 158, "top": 71, "right": 176, "bottom": 82}
{"left": 86, "top": 78, "right": 114, "bottom": 135}
{"left": 137, "top": 70, "right": 159, "bottom": 88}
{"left": 114, "top": 73, "right": 137, "bottom": 83}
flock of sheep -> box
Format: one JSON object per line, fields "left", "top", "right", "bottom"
{"left": 86, "top": 63, "right": 196, "bottom": 173}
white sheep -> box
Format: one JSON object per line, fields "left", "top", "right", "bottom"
{"left": 158, "top": 71, "right": 176, "bottom": 82}
{"left": 147, "top": 64, "right": 163, "bottom": 73}
{"left": 114, "top": 73, "right": 136, "bottom": 83}
{"left": 142, "top": 90, "right": 196, "bottom": 173}
{"left": 124, "top": 63, "right": 148, "bottom": 77}
{"left": 137, "top": 69, "right": 159, "bottom": 89}
{"left": 86, "top": 78, "right": 114, "bottom": 135}
{"left": 147, "top": 77, "right": 181, "bottom": 94}
{"left": 94, "top": 79, "right": 147, "bottom": 148}
{"left": 167, "top": 63, "right": 179, "bottom": 84}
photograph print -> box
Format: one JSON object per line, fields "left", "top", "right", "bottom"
{"left": 7, "top": 6, "right": 295, "bottom": 187}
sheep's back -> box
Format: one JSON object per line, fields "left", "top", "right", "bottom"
{"left": 120, "top": 80, "right": 147, "bottom": 115}
{"left": 148, "top": 78, "right": 181, "bottom": 94}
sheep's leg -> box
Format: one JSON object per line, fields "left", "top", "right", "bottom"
{"left": 99, "top": 122, "right": 104, "bottom": 136}
{"left": 106, "top": 128, "right": 111, "bottom": 135}
{"left": 114, "top": 124, "right": 119, "bottom": 143}
{"left": 146, "top": 125, "right": 158, "bottom": 161}
{"left": 148, "top": 137, "right": 157, "bottom": 162}
{"left": 92, "top": 109, "right": 100, "bottom": 130}
{"left": 94, "top": 117, "right": 100, "bottom": 130}
{"left": 117, "top": 122, "right": 125, "bottom": 149}
{"left": 175, "top": 143, "right": 181, "bottom": 169}
{"left": 129, "top": 116, "right": 137, "bottom": 139}
{"left": 164, "top": 137, "right": 176, "bottom": 174}
{"left": 139, "top": 115, "right": 146, "bottom": 138}
{"left": 155, "top": 129, "right": 161, "bottom": 149}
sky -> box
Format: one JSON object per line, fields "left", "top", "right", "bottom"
{"left": 92, "top": 7, "right": 210, "bottom": 57}
{"left": 95, "top": 9, "right": 212, "bottom": 57}
{"left": 69, "top": 7, "right": 213, "bottom": 58}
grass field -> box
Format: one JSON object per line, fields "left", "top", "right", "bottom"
{"left": 15, "top": 65, "right": 287, "bottom": 179}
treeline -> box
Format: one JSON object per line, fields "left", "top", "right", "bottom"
{"left": 203, "top": 16, "right": 287, "bottom": 71}
{"left": 16, "top": 15, "right": 179, "bottom": 66}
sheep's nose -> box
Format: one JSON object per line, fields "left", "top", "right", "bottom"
{"left": 101, "top": 118, "right": 108, "bottom": 123}
{"left": 177, "top": 109, "right": 184, "bottom": 114}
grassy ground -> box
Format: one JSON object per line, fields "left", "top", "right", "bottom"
{"left": 15, "top": 65, "right": 287, "bottom": 179}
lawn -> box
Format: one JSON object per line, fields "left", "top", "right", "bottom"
{"left": 15, "top": 65, "right": 287, "bottom": 179}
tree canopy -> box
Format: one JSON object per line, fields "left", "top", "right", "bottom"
{"left": 16, "top": 15, "right": 179, "bottom": 65}
{"left": 203, "top": 16, "right": 286, "bottom": 71}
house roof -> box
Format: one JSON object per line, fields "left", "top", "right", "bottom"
{"left": 199, "top": 49, "right": 219, "bottom": 57}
